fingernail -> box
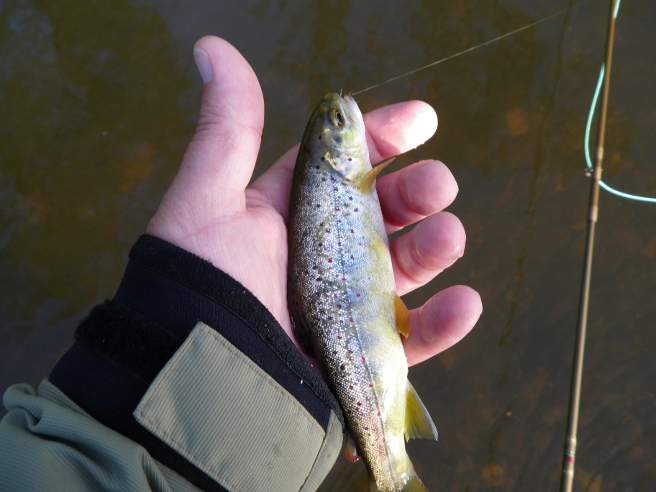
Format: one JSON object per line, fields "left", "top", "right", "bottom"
{"left": 194, "top": 47, "right": 212, "bottom": 83}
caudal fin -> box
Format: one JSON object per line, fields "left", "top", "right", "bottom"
{"left": 368, "top": 468, "right": 428, "bottom": 492}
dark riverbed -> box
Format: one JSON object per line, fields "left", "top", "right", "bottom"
{"left": 1, "top": 0, "right": 655, "bottom": 489}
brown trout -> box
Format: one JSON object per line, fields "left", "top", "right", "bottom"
{"left": 287, "top": 93, "right": 438, "bottom": 492}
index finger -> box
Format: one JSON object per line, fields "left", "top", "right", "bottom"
{"left": 249, "top": 100, "right": 438, "bottom": 218}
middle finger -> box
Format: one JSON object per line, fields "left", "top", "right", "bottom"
{"left": 376, "top": 159, "right": 458, "bottom": 234}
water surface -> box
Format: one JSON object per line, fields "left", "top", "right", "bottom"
{"left": 1, "top": 0, "right": 655, "bottom": 489}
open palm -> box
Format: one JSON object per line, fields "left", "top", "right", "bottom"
{"left": 147, "top": 36, "right": 481, "bottom": 368}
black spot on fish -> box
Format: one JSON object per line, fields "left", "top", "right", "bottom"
{"left": 318, "top": 135, "right": 322, "bottom": 140}
{"left": 340, "top": 364, "right": 345, "bottom": 371}
{"left": 320, "top": 157, "right": 324, "bottom": 161}
{"left": 348, "top": 158, "right": 352, "bottom": 161}
{"left": 354, "top": 207, "right": 359, "bottom": 212}
{"left": 315, "top": 164, "right": 320, "bottom": 168}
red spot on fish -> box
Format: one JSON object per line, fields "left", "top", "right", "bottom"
{"left": 340, "top": 364, "right": 345, "bottom": 370}
{"left": 350, "top": 255, "right": 354, "bottom": 260}
{"left": 350, "top": 317, "right": 354, "bottom": 323}
{"left": 338, "top": 241, "right": 342, "bottom": 246}
{"left": 358, "top": 242, "right": 362, "bottom": 246}
{"left": 354, "top": 207, "right": 359, "bottom": 212}
{"left": 377, "top": 411, "right": 381, "bottom": 416}
{"left": 356, "top": 293, "right": 361, "bottom": 297}
{"left": 361, "top": 356, "right": 366, "bottom": 362}
{"left": 369, "top": 383, "right": 373, "bottom": 388}
{"left": 349, "top": 196, "right": 353, "bottom": 201}
{"left": 335, "top": 207, "right": 340, "bottom": 211}
{"left": 334, "top": 294, "right": 338, "bottom": 298}
{"left": 334, "top": 187, "right": 338, "bottom": 192}
{"left": 337, "top": 304, "right": 342, "bottom": 309}
{"left": 328, "top": 258, "right": 332, "bottom": 263}
{"left": 337, "top": 335, "right": 342, "bottom": 339}
{"left": 337, "top": 219, "right": 341, "bottom": 223}
{"left": 350, "top": 229, "right": 354, "bottom": 233}
{"left": 382, "top": 438, "right": 386, "bottom": 443}
{"left": 357, "top": 402, "right": 361, "bottom": 406}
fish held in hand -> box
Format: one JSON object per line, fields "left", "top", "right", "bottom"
{"left": 287, "top": 93, "right": 438, "bottom": 492}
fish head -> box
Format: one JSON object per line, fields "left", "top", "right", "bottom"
{"left": 300, "top": 92, "right": 371, "bottom": 182}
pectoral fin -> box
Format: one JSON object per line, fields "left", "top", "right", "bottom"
{"left": 404, "top": 381, "right": 438, "bottom": 442}
{"left": 343, "top": 433, "right": 360, "bottom": 463}
{"left": 360, "top": 156, "right": 396, "bottom": 194}
{"left": 394, "top": 295, "right": 411, "bottom": 339}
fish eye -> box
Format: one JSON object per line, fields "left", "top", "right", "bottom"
{"left": 329, "top": 109, "right": 344, "bottom": 127}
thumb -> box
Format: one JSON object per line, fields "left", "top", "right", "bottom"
{"left": 158, "top": 36, "right": 264, "bottom": 217}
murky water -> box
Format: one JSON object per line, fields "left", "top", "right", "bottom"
{"left": 1, "top": 0, "right": 655, "bottom": 490}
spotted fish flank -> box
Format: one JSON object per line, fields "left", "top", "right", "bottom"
{"left": 287, "top": 93, "right": 438, "bottom": 492}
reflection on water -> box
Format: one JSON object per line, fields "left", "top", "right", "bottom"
{"left": 2, "top": 0, "right": 655, "bottom": 489}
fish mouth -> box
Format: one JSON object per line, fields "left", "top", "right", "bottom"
{"left": 340, "top": 94, "right": 365, "bottom": 129}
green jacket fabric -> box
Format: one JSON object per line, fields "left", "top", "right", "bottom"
{"left": 0, "top": 235, "right": 345, "bottom": 491}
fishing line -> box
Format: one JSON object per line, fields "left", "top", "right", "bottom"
{"left": 352, "top": 0, "right": 596, "bottom": 96}
{"left": 585, "top": 64, "right": 656, "bottom": 203}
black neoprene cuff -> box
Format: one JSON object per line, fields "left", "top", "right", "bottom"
{"left": 49, "top": 234, "right": 343, "bottom": 491}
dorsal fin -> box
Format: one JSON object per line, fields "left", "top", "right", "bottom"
{"left": 360, "top": 156, "right": 396, "bottom": 194}
{"left": 404, "top": 381, "right": 438, "bottom": 442}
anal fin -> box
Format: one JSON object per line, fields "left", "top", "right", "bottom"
{"left": 404, "top": 380, "right": 438, "bottom": 442}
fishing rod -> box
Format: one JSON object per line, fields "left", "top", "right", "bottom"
{"left": 560, "top": 0, "right": 621, "bottom": 490}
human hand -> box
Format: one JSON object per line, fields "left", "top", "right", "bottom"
{"left": 147, "top": 36, "right": 482, "bottom": 368}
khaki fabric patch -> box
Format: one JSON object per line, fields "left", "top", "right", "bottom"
{"left": 134, "top": 322, "right": 326, "bottom": 492}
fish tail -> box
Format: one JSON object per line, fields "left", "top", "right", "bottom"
{"left": 399, "top": 473, "right": 428, "bottom": 492}
{"left": 368, "top": 465, "right": 428, "bottom": 492}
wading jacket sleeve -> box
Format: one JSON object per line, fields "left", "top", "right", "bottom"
{"left": 0, "top": 235, "right": 345, "bottom": 492}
